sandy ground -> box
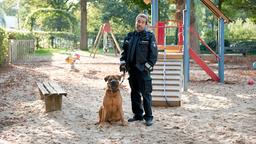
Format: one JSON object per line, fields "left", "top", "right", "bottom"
{"left": 0, "top": 52, "right": 256, "bottom": 144}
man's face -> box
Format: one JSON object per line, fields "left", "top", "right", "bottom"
{"left": 136, "top": 17, "right": 147, "bottom": 32}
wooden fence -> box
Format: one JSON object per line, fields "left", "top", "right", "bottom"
{"left": 8, "top": 40, "right": 35, "bottom": 64}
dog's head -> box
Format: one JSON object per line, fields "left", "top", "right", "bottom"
{"left": 104, "top": 75, "right": 122, "bottom": 92}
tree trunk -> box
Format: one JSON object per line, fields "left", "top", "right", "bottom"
{"left": 80, "top": 0, "right": 88, "bottom": 50}
{"left": 175, "top": 0, "right": 185, "bottom": 22}
{"left": 190, "top": 1, "right": 200, "bottom": 53}
{"left": 175, "top": 0, "right": 199, "bottom": 53}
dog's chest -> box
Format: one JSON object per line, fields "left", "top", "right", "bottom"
{"left": 104, "top": 93, "right": 122, "bottom": 110}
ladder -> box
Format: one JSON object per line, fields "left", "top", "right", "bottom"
{"left": 151, "top": 45, "right": 183, "bottom": 107}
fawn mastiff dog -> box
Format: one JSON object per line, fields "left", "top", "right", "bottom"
{"left": 96, "top": 74, "right": 127, "bottom": 128}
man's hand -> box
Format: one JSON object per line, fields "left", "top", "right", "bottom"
{"left": 119, "top": 63, "right": 126, "bottom": 72}
{"left": 145, "top": 62, "right": 153, "bottom": 72}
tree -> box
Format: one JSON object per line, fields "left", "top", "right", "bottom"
{"left": 97, "top": 0, "right": 142, "bottom": 33}
{"left": 221, "top": 0, "right": 256, "bottom": 23}
{"left": 80, "top": 0, "right": 88, "bottom": 50}
{"left": 26, "top": 9, "right": 77, "bottom": 32}
{"left": 0, "top": 0, "right": 19, "bottom": 16}
{"left": 19, "top": 0, "right": 79, "bottom": 31}
{"left": 0, "top": 8, "right": 6, "bottom": 27}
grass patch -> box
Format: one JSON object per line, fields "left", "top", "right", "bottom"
{"left": 34, "top": 47, "right": 118, "bottom": 57}
{"left": 88, "top": 47, "right": 118, "bottom": 55}
{"left": 35, "top": 48, "right": 66, "bottom": 56}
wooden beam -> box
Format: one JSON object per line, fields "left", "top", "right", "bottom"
{"left": 200, "top": 0, "right": 231, "bottom": 23}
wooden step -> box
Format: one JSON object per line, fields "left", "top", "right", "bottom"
{"left": 158, "top": 52, "right": 183, "bottom": 59}
{"left": 151, "top": 70, "right": 181, "bottom": 75}
{"left": 155, "top": 61, "right": 183, "bottom": 66}
{"left": 152, "top": 97, "right": 181, "bottom": 107}
{"left": 154, "top": 65, "right": 182, "bottom": 70}
{"left": 151, "top": 75, "right": 181, "bottom": 80}
{"left": 157, "top": 45, "right": 183, "bottom": 53}
{"left": 152, "top": 85, "right": 181, "bottom": 91}
{"left": 152, "top": 80, "right": 181, "bottom": 86}
{"left": 157, "top": 59, "right": 183, "bottom": 62}
{"left": 152, "top": 91, "right": 181, "bottom": 97}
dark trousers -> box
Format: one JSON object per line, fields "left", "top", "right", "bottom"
{"left": 128, "top": 67, "right": 153, "bottom": 121}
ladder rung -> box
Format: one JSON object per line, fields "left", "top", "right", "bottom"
{"left": 154, "top": 66, "right": 182, "bottom": 70}
{"left": 152, "top": 75, "right": 181, "bottom": 80}
{"left": 156, "top": 61, "right": 182, "bottom": 66}
{"left": 151, "top": 70, "right": 182, "bottom": 75}
{"left": 152, "top": 91, "right": 181, "bottom": 97}
{"left": 152, "top": 80, "right": 181, "bottom": 85}
{"left": 153, "top": 86, "right": 181, "bottom": 92}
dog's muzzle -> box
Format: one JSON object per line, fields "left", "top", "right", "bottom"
{"left": 108, "top": 80, "right": 119, "bottom": 91}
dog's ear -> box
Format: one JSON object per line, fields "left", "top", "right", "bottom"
{"left": 104, "top": 75, "right": 110, "bottom": 82}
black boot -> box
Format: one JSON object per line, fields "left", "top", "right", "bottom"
{"left": 128, "top": 116, "right": 143, "bottom": 122}
{"left": 145, "top": 119, "right": 153, "bottom": 126}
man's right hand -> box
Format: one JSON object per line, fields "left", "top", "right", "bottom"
{"left": 119, "top": 64, "right": 126, "bottom": 72}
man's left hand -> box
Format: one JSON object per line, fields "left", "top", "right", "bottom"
{"left": 145, "top": 62, "right": 153, "bottom": 72}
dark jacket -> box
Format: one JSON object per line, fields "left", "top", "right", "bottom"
{"left": 120, "top": 30, "right": 158, "bottom": 72}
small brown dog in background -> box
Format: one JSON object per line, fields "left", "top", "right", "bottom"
{"left": 96, "top": 74, "right": 127, "bottom": 128}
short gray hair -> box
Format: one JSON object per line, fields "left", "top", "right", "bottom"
{"left": 136, "top": 13, "right": 148, "bottom": 24}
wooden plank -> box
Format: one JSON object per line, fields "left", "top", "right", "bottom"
{"left": 157, "top": 59, "right": 183, "bottom": 62}
{"left": 152, "top": 85, "right": 181, "bottom": 91}
{"left": 151, "top": 75, "right": 181, "bottom": 80}
{"left": 152, "top": 97, "right": 181, "bottom": 107}
{"left": 155, "top": 61, "right": 182, "bottom": 66}
{"left": 151, "top": 70, "right": 181, "bottom": 75}
{"left": 110, "top": 32, "right": 121, "bottom": 53}
{"left": 36, "top": 82, "right": 49, "bottom": 95}
{"left": 157, "top": 45, "right": 183, "bottom": 52}
{"left": 200, "top": 0, "right": 231, "bottom": 23}
{"left": 152, "top": 80, "right": 181, "bottom": 85}
{"left": 154, "top": 65, "right": 182, "bottom": 70}
{"left": 158, "top": 55, "right": 183, "bottom": 59}
{"left": 152, "top": 91, "right": 181, "bottom": 97}
{"left": 43, "top": 82, "right": 58, "bottom": 95}
{"left": 48, "top": 82, "right": 67, "bottom": 96}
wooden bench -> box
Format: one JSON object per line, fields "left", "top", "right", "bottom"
{"left": 36, "top": 81, "right": 67, "bottom": 112}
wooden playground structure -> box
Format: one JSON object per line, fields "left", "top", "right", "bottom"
{"left": 90, "top": 22, "right": 121, "bottom": 58}
{"left": 148, "top": 0, "right": 231, "bottom": 107}
{"left": 89, "top": 0, "right": 231, "bottom": 107}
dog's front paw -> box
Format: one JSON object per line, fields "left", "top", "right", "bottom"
{"left": 122, "top": 121, "right": 128, "bottom": 126}
{"left": 97, "top": 123, "right": 104, "bottom": 128}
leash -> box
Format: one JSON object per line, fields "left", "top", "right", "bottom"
{"left": 119, "top": 71, "right": 126, "bottom": 85}
{"left": 163, "top": 26, "right": 171, "bottom": 107}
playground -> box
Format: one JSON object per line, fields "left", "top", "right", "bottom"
{"left": 1, "top": 0, "right": 256, "bottom": 143}
{"left": 0, "top": 52, "right": 255, "bottom": 143}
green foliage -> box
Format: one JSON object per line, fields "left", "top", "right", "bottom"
{"left": 0, "top": 8, "right": 6, "bottom": 27}
{"left": 7, "top": 30, "right": 34, "bottom": 40}
{"left": 226, "top": 18, "right": 256, "bottom": 41}
{"left": 159, "top": 0, "right": 175, "bottom": 21}
{"left": 0, "top": 0, "right": 18, "bottom": 16}
{"left": 122, "top": 0, "right": 151, "bottom": 11}
{"left": 6, "top": 31, "right": 78, "bottom": 48}
{"left": 34, "top": 48, "right": 65, "bottom": 56}
{"left": 195, "top": 0, "right": 217, "bottom": 42}
{"left": 97, "top": 0, "right": 141, "bottom": 32}
{"left": 32, "top": 31, "right": 78, "bottom": 49}
{"left": 222, "top": 0, "right": 256, "bottom": 23}
{"left": 87, "top": 4, "right": 102, "bottom": 33}
{"left": 25, "top": 8, "right": 78, "bottom": 32}
{"left": 19, "top": 0, "right": 79, "bottom": 31}
{"left": 0, "top": 27, "right": 8, "bottom": 65}
{"left": 33, "top": 31, "right": 78, "bottom": 40}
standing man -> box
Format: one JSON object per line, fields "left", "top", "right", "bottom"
{"left": 119, "top": 13, "right": 158, "bottom": 126}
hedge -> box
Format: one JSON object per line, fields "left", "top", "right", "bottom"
{"left": 0, "top": 28, "right": 8, "bottom": 65}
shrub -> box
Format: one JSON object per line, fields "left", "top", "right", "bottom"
{"left": 226, "top": 18, "right": 256, "bottom": 41}
{"left": 0, "top": 27, "right": 8, "bottom": 65}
